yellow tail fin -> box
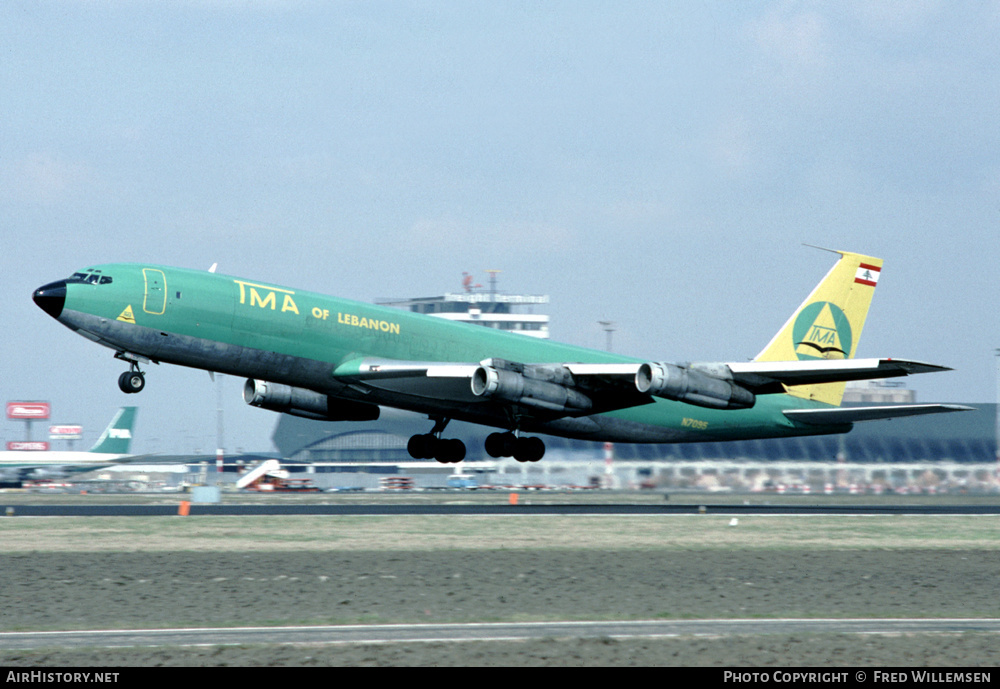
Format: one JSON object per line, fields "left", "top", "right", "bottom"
{"left": 754, "top": 249, "right": 883, "bottom": 405}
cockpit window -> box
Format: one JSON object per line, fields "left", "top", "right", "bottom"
{"left": 67, "top": 271, "right": 113, "bottom": 285}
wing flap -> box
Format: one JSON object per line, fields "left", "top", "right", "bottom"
{"left": 333, "top": 358, "right": 479, "bottom": 380}
{"left": 784, "top": 404, "right": 974, "bottom": 425}
{"left": 332, "top": 357, "right": 654, "bottom": 417}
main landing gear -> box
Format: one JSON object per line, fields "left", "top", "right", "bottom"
{"left": 406, "top": 418, "right": 547, "bottom": 464}
{"left": 407, "top": 417, "right": 466, "bottom": 464}
{"left": 485, "top": 432, "right": 545, "bottom": 463}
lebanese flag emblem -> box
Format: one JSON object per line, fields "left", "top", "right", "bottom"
{"left": 855, "top": 263, "right": 880, "bottom": 287}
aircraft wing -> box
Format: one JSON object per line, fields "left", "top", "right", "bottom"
{"left": 333, "top": 358, "right": 653, "bottom": 417}
{"left": 333, "top": 356, "right": 954, "bottom": 417}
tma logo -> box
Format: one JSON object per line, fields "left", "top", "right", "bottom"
{"left": 792, "top": 301, "right": 853, "bottom": 360}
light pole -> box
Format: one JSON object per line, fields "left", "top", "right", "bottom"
{"left": 598, "top": 321, "right": 615, "bottom": 353}
{"left": 216, "top": 373, "right": 225, "bottom": 482}
{"left": 994, "top": 349, "right": 999, "bottom": 482}
{"left": 598, "top": 320, "right": 617, "bottom": 488}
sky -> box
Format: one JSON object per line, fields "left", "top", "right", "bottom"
{"left": 2, "top": 1, "right": 998, "bottom": 454}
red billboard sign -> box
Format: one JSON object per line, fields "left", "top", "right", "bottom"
{"left": 49, "top": 425, "right": 83, "bottom": 440}
{"left": 7, "top": 402, "right": 51, "bottom": 420}
{"left": 6, "top": 441, "right": 49, "bottom": 451}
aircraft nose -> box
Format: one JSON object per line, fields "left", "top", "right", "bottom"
{"left": 33, "top": 280, "right": 67, "bottom": 319}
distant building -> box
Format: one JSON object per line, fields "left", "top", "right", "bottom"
{"left": 842, "top": 380, "right": 917, "bottom": 404}
{"left": 377, "top": 271, "right": 550, "bottom": 339}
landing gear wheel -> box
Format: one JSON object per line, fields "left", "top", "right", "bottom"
{"left": 486, "top": 432, "right": 518, "bottom": 458}
{"left": 514, "top": 436, "right": 545, "bottom": 463}
{"left": 407, "top": 433, "right": 437, "bottom": 460}
{"left": 435, "top": 439, "right": 466, "bottom": 464}
{"left": 118, "top": 370, "right": 145, "bottom": 394}
{"left": 485, "top": 432, "right": 506, "bottom": 458}
{"left": 408, "top": 434, "right": 466, "bottom": 463}
{"left": 409, "top": 418, "right": 466, "bottom": 464}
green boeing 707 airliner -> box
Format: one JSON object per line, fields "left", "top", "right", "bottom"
{"left": 33, "top": 250, "right": 967, "bottom": 463}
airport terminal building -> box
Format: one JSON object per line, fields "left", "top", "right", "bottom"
{"left": 375, "top": 273, "right": 550, "bottom": 339}
{"left": 266, "top": 398, "right": 996, "bottom": 492}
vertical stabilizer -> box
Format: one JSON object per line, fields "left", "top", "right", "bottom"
{"left": 754, "top": 250, "right": 882, "bottom": 405}
{"left": 88, "top": 407, "right": 137, "bottom": 455}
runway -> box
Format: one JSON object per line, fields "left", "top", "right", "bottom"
{"left": 4, "top": 618, "right": 1000, "bottom": 651}
{"left": 4, "top": 502, "right": 1000, "bottom": 516}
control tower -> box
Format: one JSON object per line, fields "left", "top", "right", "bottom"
{"left": 377, "top": 271, "right": 550, "bottom": 339}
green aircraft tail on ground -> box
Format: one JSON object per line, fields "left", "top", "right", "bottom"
{"left": 88, "top": 406, "right": 137, "bottom": 455}
{"left": 0, "top": 406, "right": 138, "bottom": 481}
{"left": 32, "top": 250, "right": 968, "bottom": 463}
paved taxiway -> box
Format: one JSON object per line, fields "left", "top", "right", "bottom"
{"left": 6, "top": 502, "right": 1000, "bottom": 516}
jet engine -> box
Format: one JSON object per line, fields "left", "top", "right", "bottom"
{"left": 243, "top": 379, "right": 380, "bottom": 421}
{"left": 635, "top": 362, "right": 755, "bottom": 410}
{"left": 471, "top": 363, "right": 592, "bottom": 413}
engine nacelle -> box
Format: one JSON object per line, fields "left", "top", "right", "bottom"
{"left": 635, "top": 362, "right": 755, "bottom": 410}
{"left": 243, "top": 379, "right": 380, "bottom": 421}
{"left": 471, "top": 365, "right": 592, "bottom": 413}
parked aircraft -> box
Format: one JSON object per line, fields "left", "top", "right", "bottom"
{"left": 0, "top": 407, "right": 137, "bottom": 480}
{"left": 32, "top": 250, "right": 966, "bottom": 463}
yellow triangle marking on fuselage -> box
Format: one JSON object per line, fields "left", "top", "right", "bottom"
{"left": 117, "top": 305, "right": 136, "bottom": 324}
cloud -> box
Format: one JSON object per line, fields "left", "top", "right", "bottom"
{"left": 4, "top": 152, "right": 100, "bottom": 204}
{"left": 749, "top": 5, "right": 828, "bottom": 70}
{"left": 849, "top": 0, "right": 943, "bottom": 36}
{"left": 406, "top": 217, "right": 574, "bottom": 256}
{"left": 704, "top": 115, "right": 755, "bottom": 178}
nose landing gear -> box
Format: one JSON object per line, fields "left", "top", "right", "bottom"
{"left": 117, "top": 367, "right": 145, "bottom": 394}
{"left": 114, "top": 352, "right": 150, "bottom": 394}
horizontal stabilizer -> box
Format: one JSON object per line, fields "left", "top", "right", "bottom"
{"left": 784, "top": 404, "right": 974, "bottom": 425}
{"left": 728, "top": 358, "right": 952, "bottom": 393}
